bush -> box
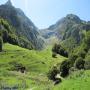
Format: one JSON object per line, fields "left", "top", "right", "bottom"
{"left": 48, "top": 66, "right": 59, "bottom": 81}
{"left": 74, "top": 57, "right": 85, "bottom": 69}
{"left": 52, "top": 43, "right": 61, "bottom": 53}
{"left": 0, "top": 37, "right": 3, "bottom": 52}
{"left": 84, "top": 60, "right": 90, "bottom": 70}
{"left": 52, "top": 52, "right": 57, "bottom": 58}
{"left": 85, "top": 31, "right": 90, "bottom": 49}
{"left": 52, "top": 43, "right": 68, "bottom": 57}
{"left": 2, "top": 30, "right": 8, "bottom": 43}
{"left": 18, "top": 37, "right": 34, "bottom": 50}
{"left": 79, "top": 50, "right": 86, "bottom": 58}
{"left": 60, "top": 60, "right": 70, "bottom": 77}
{"left": 8, "top": 34, "right": 19, "bottom": 45}
{"left": 69, "top": 54, "right": 78, "bottom": 63}
{"left": 60, "top": 48, "right": 68, "bottom": 57}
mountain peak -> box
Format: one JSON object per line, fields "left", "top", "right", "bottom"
{"left": 66, "top": 14, "right": 80, "bottom": 20}
{"left": 5, "top": 0, "right": 12, "bottom": 6}
{"left": 65, "top": 14, "right": 81, "bottom": 23}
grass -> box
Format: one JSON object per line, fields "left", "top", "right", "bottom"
{"left": 1, "top": 43, "right": 90, "bottom": 90}
{"left": 0, "top": 43, "right": 66, "bottom": 90}
{"left": 53, "top": 70, "right": 90, "bottom": 90}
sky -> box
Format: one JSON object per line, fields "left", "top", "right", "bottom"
{"left": 0, "top": 0, "right": 90, "bottom": 29}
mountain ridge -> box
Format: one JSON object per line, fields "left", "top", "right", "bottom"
{"left": 0, "top": 0, "right": 44, "bottom": 50}
{"left": 40, "top": 14, "right": 90, "bottom": 48}
{"left": 5, "top": 0, "right": 12, "bottom": 6}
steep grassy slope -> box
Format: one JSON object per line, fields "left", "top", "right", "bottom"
{"left": 0, "top": 43, "right": 66, "bottom": 90}
{"left": 53, "top": 70, "right": 90, "bottom": 90}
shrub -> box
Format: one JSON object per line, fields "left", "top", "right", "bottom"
{"left": 2, "top": 30, "right": 8, "bottom": 43}
{"left": 0, "top": 19, "right": 10, "bottom": 32}
{"left": 52, "top": 52, "right": 57, "bottom": 58}
{"left": 74, "top": 57, "right": 85, "bottom": 69}
{"left": 84, "top": 60, "right": 90, "bottom": 70}
{"left": 0, "top": 37, "right": 3, "bottom": 52}
{"left": 8, "top": 34, "right": 19, "bottom": 45}
{"left": 52, "top": 43, "right": 68, "bottom": 57}
{"left": 85, "top": 31, "right": 90, "bottom": 49}
{"left": 69, "top": 54, "right": 78, "bottom": 63}
{"left": 60, "top": 60, "right": 70, "bottom": 77}
{"left": 79, "top": 50, "right": 86, "bottom": 58}
{"left": 18, "top": 37, "right": 34, "bottom": 50}
{"left": 48, "top": 66, "right": 59, "bottom": 81}
{"left": 52, "top": 43, "right": 61, "bottom": 53}
{"left": 59, "top": 48, "right": 68, "bottom": 57}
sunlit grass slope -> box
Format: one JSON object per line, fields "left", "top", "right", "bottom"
{"left": 0, "top": 43, "right": 66, "bottom": 90}
{"left": 53, "top": 70, "right": 90, "bottom": 90}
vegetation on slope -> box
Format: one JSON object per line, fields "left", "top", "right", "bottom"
{"left": 0, "top": 43, "right": 66, "bottom": 90}
{"left": 0, "top": 18, "right": 34, "bottom": 50}
{"left": 53, "top": 70, "right": 90, "bottom": 90}
{"left": 0, "top": 2, "right": 90, "bottom": 89}
{"left": 0, "top": 36, "right": 3, "bottom": 51}
{"left": 0, "top": 0, "right": 44, "bottom": 49}
{"left": 48, "top": 30, "right": 90, "bottom": 89}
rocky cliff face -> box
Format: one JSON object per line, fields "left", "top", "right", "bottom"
{"left": 40, "top": 14, "right": 90, "bottom": 44}
{"left": 0, "top": 0, "right": 44, "bottom": 49}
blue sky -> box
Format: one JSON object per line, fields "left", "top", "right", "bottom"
{"left": 0, "top": 0, "right": 90, "bottom": 29}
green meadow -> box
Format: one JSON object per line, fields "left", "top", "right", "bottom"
{"left": 0, "top": 43, "right": 90, "bottom": 90}
{"left": 0, "top": 43, "right": 66, "bottom": 90}
{"left": 53, "top": 70, "right": 90, "bottom": 90}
